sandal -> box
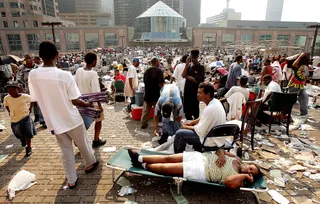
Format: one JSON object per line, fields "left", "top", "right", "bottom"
{"left": 85, "top": 161, "right": 100, "bottom": 174}
{"left": 68, "top": 178, "right": 78, "bottom": 189}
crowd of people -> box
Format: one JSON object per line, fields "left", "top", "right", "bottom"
{"left": 1, "top": 39, "right": 318, "bottom": 189}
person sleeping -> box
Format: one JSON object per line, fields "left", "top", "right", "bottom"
{"left": 127, "top": 149, "right": 262, "bottom": 189}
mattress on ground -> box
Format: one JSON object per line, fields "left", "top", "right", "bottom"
{"left": 107, "top": 148, "right": 267, "bottom": 190}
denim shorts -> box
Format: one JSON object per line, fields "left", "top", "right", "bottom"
{"left": 11, "top": 115, "right": 36, "bottom": 140}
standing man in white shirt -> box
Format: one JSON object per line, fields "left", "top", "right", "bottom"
{"left": 28, "top": 41, "right": 99, "bottom": 189}
{"left": 123, "top": 58, "right": 139, "bottom": 114}
{"left": 75, "top": 52, "right": 106, "bottom": 148}
{"left": 174, "top": 83, "right": 226, "bottom": 153}
{"left": 171, "top": 55, "right": 187, "bottom": 97}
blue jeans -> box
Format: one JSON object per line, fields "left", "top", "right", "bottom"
{"left": 80, "top": 113, "right": 94, "bottom": 130}
{"left": 174, "top": 129, "right": 202, "bottom": 153}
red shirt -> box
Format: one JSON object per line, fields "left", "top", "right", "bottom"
{"left": 281, "top": 62, "right": 286, "bottom": 70}
{"left": 114, "top": 74, "right": 126, "bottom": 83}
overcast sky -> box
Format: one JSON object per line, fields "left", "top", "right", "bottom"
{"left": 201, "top": 0, "right": 320, "bottom": 23}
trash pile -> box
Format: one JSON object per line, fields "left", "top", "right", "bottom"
{"left": 245, "top": 117, "right": 320, "bottom": 203}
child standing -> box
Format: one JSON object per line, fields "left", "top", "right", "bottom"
{"left": 4, "top": 81, "right": 36, "bottom": 157}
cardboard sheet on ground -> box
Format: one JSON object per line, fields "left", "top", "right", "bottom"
{"left": 0, "top": 154, "right": 9, "bottom": 163}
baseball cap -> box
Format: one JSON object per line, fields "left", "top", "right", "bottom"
{"left": 5, "top": 81, "right": 20, "bottom": 90}
{"left": 132, "top": 58, "right": 140, "bottom": 63}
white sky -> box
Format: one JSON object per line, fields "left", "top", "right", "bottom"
{"left": 201, "top": 0, "right": 320, "bottom": 23}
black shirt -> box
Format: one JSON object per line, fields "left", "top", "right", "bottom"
{"left": 143, "top": 66, "right": 164, "bottom": 102}
{"left": 184, "top": 63, "right": 205, "bottom": 96}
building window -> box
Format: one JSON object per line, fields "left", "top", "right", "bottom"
{"left": 65, "top": 33, "right": 80, "bottom": 51}
{"left": 9, "top": 2, "right": 19, "bottom": 8}
{"left": 23, "top": 20, "right": 28, "bottom": 28}
{"left": 45, "top": 33, "right": 60, "bottom": 50}
{"left": 277, "top": 35, "right": 290, "bottom": 46}
{"left": 85, "top": 33, "right": 99, "bottom": 50}
{"left": 33, "top": 21, "right": 38, "bottom": 27}
{"left": 104, "top": 33, "right": 118, "bottom": 47}
{"left": 294, "top": 35, "right": 307, "bottom": 47}
{"left": 26, "top": 34, "right": 40, "bottom": 51}
{"left": 30, "top": 5, "right": 33, "bottom": 10}
{"left": 21, "top": 12, "right": 26, "bottom": 15}
{"left": 20, "top": 3, "right": 25, "bottom": 9}
{"left": 0, "top": 36, "right": 3, "bottom": 54}
{"left": 202, "top": 33, "right": 216, "bottom": 47}
{"left": 241, "top": 34, "right": 253, "bottom": 43}
{"left": 222, "top": 34, "right": 235, "bottom": 46}
{"left": 7, "top": 34, "right": 22, "bottom": 51}
{"left": 11, "top": 12, "right": 21, "bottom": 17}
{"left": 259, "top": 34, "right": 272, "bottom": 41}
{"left": 3, "top": 21, "right": 8, "bottom": 28}
{"left": 0, "top": 2, "right": 4, "bottom": 7}
{"left": 34, "top": 6, "right": 37, "bottom": 10}
{"left": 13, "top": 21, "right": 19, "bottom": 28}
{"left": 1, "top": 12, "right": 6, "bottom": 17}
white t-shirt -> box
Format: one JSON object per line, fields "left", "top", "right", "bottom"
{"left": 124, "top": 65, "right": 138, "bottom": 97}
{"left": 224, "top": 86, "right": 250, "bottom": 101}
{"left": 173, "top": 63, "right": 186, "bottom": 95}
{"left": 313, "top": 67, "right": 320, "bottom": 79}
{"left": 194, "top": 99, "right": 226, "bottom": 145}
{"left": 28, "top": 67, "right": 83, "bottom": 135}
{"left": 74, "top": 68, "right": 101, "bottom": 94}
{"left": 262, "top": 81, "right": 282, "bottom": 102}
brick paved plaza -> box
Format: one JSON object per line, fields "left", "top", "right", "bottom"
{"left": 0, "top": 103, "right": 320, "bottom": 204}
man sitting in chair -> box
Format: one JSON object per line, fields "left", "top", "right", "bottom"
{"left": 258, "top": 74, "right": 282, "bottom": 103}
{"left": 128, "top": 148, "right": 262, "bottom": 189}
{"left": 174, "top": 82, "right": 226, "bottom": 153}
{"left": 110, "top": 69, "right": 126, "bottom": 96}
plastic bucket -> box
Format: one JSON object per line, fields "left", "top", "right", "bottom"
{"left": 135, "top": 91, "right": 144, "bottom": 106}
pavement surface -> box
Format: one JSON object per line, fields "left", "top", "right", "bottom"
{"left": 0, "top": 101, "right": 320, "bottom": 204}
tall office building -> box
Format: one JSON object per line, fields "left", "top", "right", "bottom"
{"left": 183, "top": 0, "right": 201, "bottom": 27}
{"left": 114, "top": 0, "right": 141, "bottom": 26}
{"left": 265, "top": 0, "right": 284, "bottom": 21}
{"left": 206, "top": 8, "right": 241, "bottom": 25}
{"left": 57, "top": 0, "right": 112, "bottom": 26}
{"left": 42, "top": 0, "right": 58, "bottom": 17}
{"left": 141, "top": 0, "right": 183, "bottom": 15}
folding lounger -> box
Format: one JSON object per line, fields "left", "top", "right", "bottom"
{"left": 106, "top": 147, "right": 268, "bottom": 202}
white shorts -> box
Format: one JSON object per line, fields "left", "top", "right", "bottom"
{"left": 183, "top": 152, "right": 207, "bottom": 182}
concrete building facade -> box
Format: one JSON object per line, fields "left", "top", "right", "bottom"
{"left": 0, "top": 27, "right": 128, "bottom": 55}
{"left": 265, "top": 0, "right": 284, "bottom": 21}
{"left": 114, "top": 0, "right": 141, "bottom": 26}
{"left": 183, "top": 0, "right": 201, "bottom": 27}
{"left": 206, "top": 8, "right": 241, "bottom": 25}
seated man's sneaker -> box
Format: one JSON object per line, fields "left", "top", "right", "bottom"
{"left": 92, "top": 138, "right": 106, "bottom": 148}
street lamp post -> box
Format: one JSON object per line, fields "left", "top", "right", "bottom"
{"left": 307, "top": 23, "right": 320, "bottom": 58}
{"left": 41, "top": 22, "right": 62, "bottom": 44}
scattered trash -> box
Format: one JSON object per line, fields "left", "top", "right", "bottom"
{"left": 260, "top": 145, "right": 279, "bottom": 154}
{"left": 103, "top": 146, "right": 117, "bottom": 152}
{"left": 0, "top": 123, "right": 6, "bottom": 130}
{"left": 268, "top": 190, "right": 289, "bottom": 204}
{"left": 5, "top": 144, "right": 13, "bottom": 149}
{"left": 7, "top": 170, "right": 36, "bottom": 200}
{"left": 259, "top": 162, "right": 273, "bottom": 170}
{"left": 0, "top": 154, "right": 9, "bottom": 163}
{"left": 118, "top": 186, "right": 137, "bottom": 196}
{"left": 116, "top": 177, "right": 131, "bottom": 187}
{"left": 244, "top": 152, "right": 250, "bottom": 160}
{"left": 258, "top": 150, "right": 281, "bottom": 160}
{"left": 275, "top": 130, "right": 281, "bottom": 136}
{"left": 294, "top": 152, "right": 315, "bottom": 161}
{"left": 288, "top": 165, "right": 306, "bottom": 171}
{"left": 300, "top": 124, "right": 316, "bottom": 131}
{"left": 134, "top": 129, "right": 150, "bottom": 136}
{"left": 141, "top": 142, "right": 153, "bottom": 149}
{"left": 275, "top": 135, "right": 290, "bottom": 142}
{"left": 254, "top": 133, "right": 264, "bottom": 141}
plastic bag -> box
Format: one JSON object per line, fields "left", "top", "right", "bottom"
{"left": 7, "top": 170, "right": 36, "bottom": 200}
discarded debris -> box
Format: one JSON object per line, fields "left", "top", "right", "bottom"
{"left": 103, "top": 146, "right": 117, "bottom": 152}
{"left": 0, "top": 154, "right": 9, "bottom": 163}
{"left": 7, "top": 170, "right": 36, "bottom": 200}
{"left": 5, "top": 144, "right": 13, "bottom": 149}
{"left": 288, "top": 165, "right": 306, "bottom": 171}
{"left": 268, "top": 190, "right": 289, "bottom": 204}
{"left": 118, "top": 186, "right": 137, "bottom": 196}
{"left": 116, "top": 177, "right": 131, "bottom": 187}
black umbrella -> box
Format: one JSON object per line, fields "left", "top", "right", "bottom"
{"left": 0, "top": 55, "right": 22, "bottom": 65}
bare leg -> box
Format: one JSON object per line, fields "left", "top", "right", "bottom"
{"left": 146, "top": 163, "right": 183, "bottom": 176}
{"left": 94, "top": 121, "right": 102, "bottom": 141}
{"left": 142, "top": 154, "right": 183, "bottom": 164}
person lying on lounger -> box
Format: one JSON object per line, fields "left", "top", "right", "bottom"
{"left": 128, "top": 149, "right": 262, "bottom": 189}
